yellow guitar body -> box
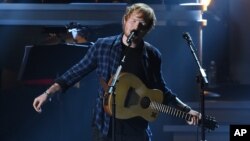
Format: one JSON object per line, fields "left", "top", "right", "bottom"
{"left": 103, "top": 73, "right": 164, "bottom": 122}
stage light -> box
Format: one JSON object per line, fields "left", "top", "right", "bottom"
{"left": 201, "top": 0, "right": 211, "bottom": 6}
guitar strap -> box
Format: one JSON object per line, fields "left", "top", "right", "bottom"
{"left": 99, "top": 77, "right": 108, "bottom": 93}
{"left": 142, "top": 42, "right": 152, "bottom": 84}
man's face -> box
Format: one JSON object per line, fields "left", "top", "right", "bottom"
{"left": 123, "top": 11, "right": 149, "bottom": 42}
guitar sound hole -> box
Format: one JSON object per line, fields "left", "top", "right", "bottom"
{"left": 140, "top": 97, "right": 150, "bottom": 109}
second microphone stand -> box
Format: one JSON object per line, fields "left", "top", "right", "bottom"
{"left": 183, "top": 32, "right": 208, "bottom": 141}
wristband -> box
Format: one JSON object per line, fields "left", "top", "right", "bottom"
{"left": 44, "top": 91, "right": 52, "bottom": 101}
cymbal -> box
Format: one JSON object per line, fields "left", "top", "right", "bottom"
{"left": 204, "top": 91, "right": 221, "bottom": 97}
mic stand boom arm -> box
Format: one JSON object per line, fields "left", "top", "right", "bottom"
{"left": 183, "top": 32, "right": 208, "bottom": 141}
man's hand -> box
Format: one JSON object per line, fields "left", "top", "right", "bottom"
{"left": 187, "top": 109, "right": 201, "bottom": 125}
{"left": 33, "top": 93, "right": 48, "bottom": 113}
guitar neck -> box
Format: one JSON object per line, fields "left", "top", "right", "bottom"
{"left": 150, "top": 101, "right": 193, "bottom": 121}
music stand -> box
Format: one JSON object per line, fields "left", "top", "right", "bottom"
{"left": 18, "top": 43, "right": 89, "bottom": 85}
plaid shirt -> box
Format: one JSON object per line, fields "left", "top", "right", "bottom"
{"left": 55, "top": 34, "right": 176, "bottom": 137}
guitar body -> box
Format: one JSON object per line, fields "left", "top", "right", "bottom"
{"left": 103, "top": 73, "right": 164, "bottom": 122}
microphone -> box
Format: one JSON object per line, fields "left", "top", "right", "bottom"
{"left": 182, "top": 32, "right": 193, "bottom": 44}
{"left": 126, "top": 30, "right": 138, "bottom": 45}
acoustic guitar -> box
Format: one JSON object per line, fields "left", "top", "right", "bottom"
{"left": 103, "top": 73, "right": 218, "bottom": 131}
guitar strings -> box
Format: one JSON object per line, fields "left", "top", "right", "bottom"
{"left": 150, "top": 101, "right": 192, "bottom": 121}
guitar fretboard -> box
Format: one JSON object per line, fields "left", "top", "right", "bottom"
{"left": 150, "top": 101, "right": 193, "bottom": 121}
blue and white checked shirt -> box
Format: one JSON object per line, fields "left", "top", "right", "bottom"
{"left": 55, "top": 34, "right": 176, "bottom": 137}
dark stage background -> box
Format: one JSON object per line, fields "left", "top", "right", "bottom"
{"left": 1, "top": 0, "right": 250, "bottom": 141}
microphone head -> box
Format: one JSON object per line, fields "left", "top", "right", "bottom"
{"left": 129, "top": 30, "right": 138, "bottom": 37}
{"left": 126, "top": 30, "right": 138, "bottom": 45}
{"left": 182, "top": 32, "right": 192, "bottom": 41}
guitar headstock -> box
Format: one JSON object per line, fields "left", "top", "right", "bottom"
{"left": 203, "top": 115, "right": 219, "bottom": 131}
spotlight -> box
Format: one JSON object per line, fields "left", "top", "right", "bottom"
{"left": 201, "top": 0, "right": 211, "bottom": 6}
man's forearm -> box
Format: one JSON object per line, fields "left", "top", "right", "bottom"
{"left": 170, "top": 97, "right": 191, "bottom": 113}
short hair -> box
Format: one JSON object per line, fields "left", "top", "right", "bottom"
{"left": 123, "top": 3, "right": 157, "bottom": 32}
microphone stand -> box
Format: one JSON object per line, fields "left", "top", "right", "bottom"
{"left": 109, "top": 55, "right": 125, "bottom": 141}
{"left": 109, "top": 35, "right": 134, "bottom": 141}
{"left": 183, "top": 33, "right": 208, "bottom": 141}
